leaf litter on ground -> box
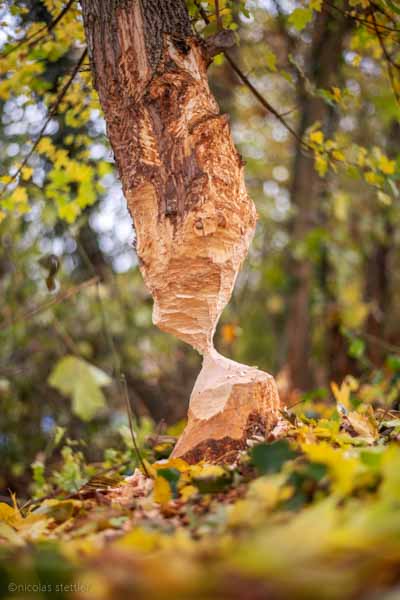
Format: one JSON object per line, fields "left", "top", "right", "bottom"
{"left": 2, "top": 386, "right": 400, "bottom": 599}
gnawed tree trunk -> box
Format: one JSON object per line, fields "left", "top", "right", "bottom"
{"left": 80, "top": 0, "right": 280, "bottom": 462}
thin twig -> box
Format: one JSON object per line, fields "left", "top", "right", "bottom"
{"left": 121, "top": 374, "right": 150, "bottom": 477}
{"left": 224, "top": 52, "right": 307, "bottom": 147}
{"left": 20, "top": 460, "right": 132, "bottom": 511}
{"left": 325, "top": 0, "right": 400, "bottom": 33}
{"left": 0, "top": 48, "right": 87, "bottom": 190}
{"left": 52, "top": 315, "right": 82, "bottom": 356}
{"left": 287, "top": 397, "right": 306, "bottom": 410}
{"left": 75, "top": 241, "right": 153, "bottom": 473}
{"left": 371, "top": 10, "right": 400, "bottom": 105}
{"left": 195, "top": 5, "right": 311, "bottom": 160}
{"left": 1, "top": 0, "right": 76, "bottom": 59}
{"left": 215, "top": 0, "right": 222, "bottom": 31}
{"left": 0, "top": 275, "right": 98, "bottom": 331}
{"left": 194, "top": 0, "right": 210, "bottom": 24}
{"left": 377, "top": 405, "right": 392, "bottom": 428}
{"left": 369, "top": 0, "right": 398, "bottom": 25}
{"left": 75, "top": 240, "right": 122, "bottom": 382}
{"left": 271, "top": 0, "right": 296, "bottom": 53}
{"left": 358, "top": 330, "right": 400, "bottom": 354}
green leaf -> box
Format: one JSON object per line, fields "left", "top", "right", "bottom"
{"left": 360, "top": 449, "right": 383, "bottom": 469}
{"left": 192, "top": 465, "right": 233, "bottom": 494}
{"left": 310, "top": 0, "right": 323, "bottom": 10}
{"left": 349, "top": 338, "right": 366, "bottom": 359}
{"left": 54, "top": 426, "right": 66, "bottom": 447}
{"left": 384, "top": 0, "right": 400, "bottom": 15}
{"left": 251, "top": 440, "right": 298, "bottom": 475}
{"left": 48, "top": 356, "right": 111, "bottom": 421}
{"left": 265, "top": 48, "right": 277, "bottom": 72}
{"left": 288, "top": 8, "right": 313, "bottom": 31}
{"left": 387, "top": 355, "right": 400, "bottom": 372}
{"left": 158, "top": 468, "right": 181, "bottom": 498}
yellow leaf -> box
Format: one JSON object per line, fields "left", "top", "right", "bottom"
{"left": 302, "top": 443, "right": 359, "bottom": 496}
{"left": 356, "top": 147, "right": 367, "bottom": 166}
{"left": 332, "top": 87, "right": 342, "bottom": 102}
{"left": 153, "top": 476, "right": 172, "bottom": 505}
{"left": 378, "top": 155, "right": 395, "bottom": 175}
{"left": 332, "top": 150, "right": 345, "bottom": 161}
{"left": 180, "top": 485, "right": 198, "bottom": 501}
{"left": 0, "top": 523, "right": 23, "bottom": 545}
{"left": 0, "top": 502, "right": 20, "bottom": 526}
{"left": 118, "top": 527, "right": 162, "bottom": 552}
{"left": 0, "top": 210, "right": 6, "bottom": 223}
{"left": 315, "top": 154, "right": 328, "bottom": 176}
{"left": 364, "top": 171, "right": 383, "bottom": 186}
{"left": 342, "top": 302, "right": 368, "bottom": 329}
{"left": 11, "top": 187, "right": 27, "bottom": 204}
{"left": 310, "top": 0, "right": 323, "bottom": 10}
{"left": 190, "top": 464, "right": 226, "bottom": 479}
{"left": 331, "top": 376, "right": 359, "bottom": 409}
{"left": 54, "top": 149, "right": 70, "bottom": 169}
{"left": 265, "top": 48, "right": 277, "bottom": 72}
{"left": 37, "top": 137, "right": 56, "bottom": 158}
{"left": 310, "top": 130, "right": 324, "bottom": 145}
{"left": 142, "top": 459, "right": 157, "bottom": 478}
{"left": 58, "top": 203, "right": 80, "bottom": 223}
{"left": 153, "top": 458, "right": 190, "bottom": 473}
{"left": 21, "top": 167, "right": 33, "bottom": 181}
{"left": 346, "top": 409, "right": 378, "bottom": 443}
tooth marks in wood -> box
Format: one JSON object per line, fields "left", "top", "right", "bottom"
{"left": 81, "top": 0, "right": 281, "bottom": 463}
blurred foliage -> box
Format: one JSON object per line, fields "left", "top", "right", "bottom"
{"left": 2, "top": 385, "right": 400, "bottom": 599}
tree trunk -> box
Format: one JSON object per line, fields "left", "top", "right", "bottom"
{"left": 365, "top": 120, "right": 398, "bottom": 366}
{"left": 286, "top": 3, "right": 348, "bottom": 391}
{"left": 80, "top": 0, "right": 280, "bottom": 462}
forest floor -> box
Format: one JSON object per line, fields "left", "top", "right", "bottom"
{"left": 2, "top": 377, "right": 400, "bottom": 600}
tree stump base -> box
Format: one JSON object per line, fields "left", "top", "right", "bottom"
{"left": 172, "top": 350, "right": 280, "bottom": 463}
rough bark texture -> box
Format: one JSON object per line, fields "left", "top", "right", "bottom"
{"left": 364, "top": 119, "right": 397, "bottom": 367}
{"left": 286, "top": 2, "right": 349, "bottom": 391}
{"left": 80, "top": 0, "right": 280, "bottom": 462}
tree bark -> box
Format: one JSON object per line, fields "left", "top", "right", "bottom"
{"left": 80, "top": 0, "right": 280, "bottom": 462}
{"left": 364, "top": 120, "right": 398, "bottom": 366}
{"left": 286, "top": 3, "right": 348, "bottom": 391}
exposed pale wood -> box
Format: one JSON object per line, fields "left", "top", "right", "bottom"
{"left": 81, "top": 0, "right": 280, "bottom": 462}
{"left": 172, "top": 350, "right": 280, "bottom": 462}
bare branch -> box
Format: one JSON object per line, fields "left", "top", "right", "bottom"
{"left": 121, "top": 373, "right": 150, "bottom": 478}
{"left": 194, "top": 4, "right": 308, "bottom": 148}
{"left": 215, "top": 0, "right": 222, "bottom": 31}
{"left": 325, "top": 0, "right": 400, "bottom": 34}
{"left": 224, "top": 51, "right": 307, "bottom": 147}
{"left": 371, "top": 10, "right": 400, "bottom": 105}
{"left": 0, "top": 275, "right": 99, "bottom": 332}
{"left": 1, "top": 0, "right": 77, "bottom": 59}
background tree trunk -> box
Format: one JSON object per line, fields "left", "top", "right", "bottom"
{"left": 286, "top": 3, "right": 349, "bottom": 391}
{"left": 80, "top": 0, "right": 280, "bottom": 462}
{"left": 364, "top": 119, "right": 398, "bottom": 366}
